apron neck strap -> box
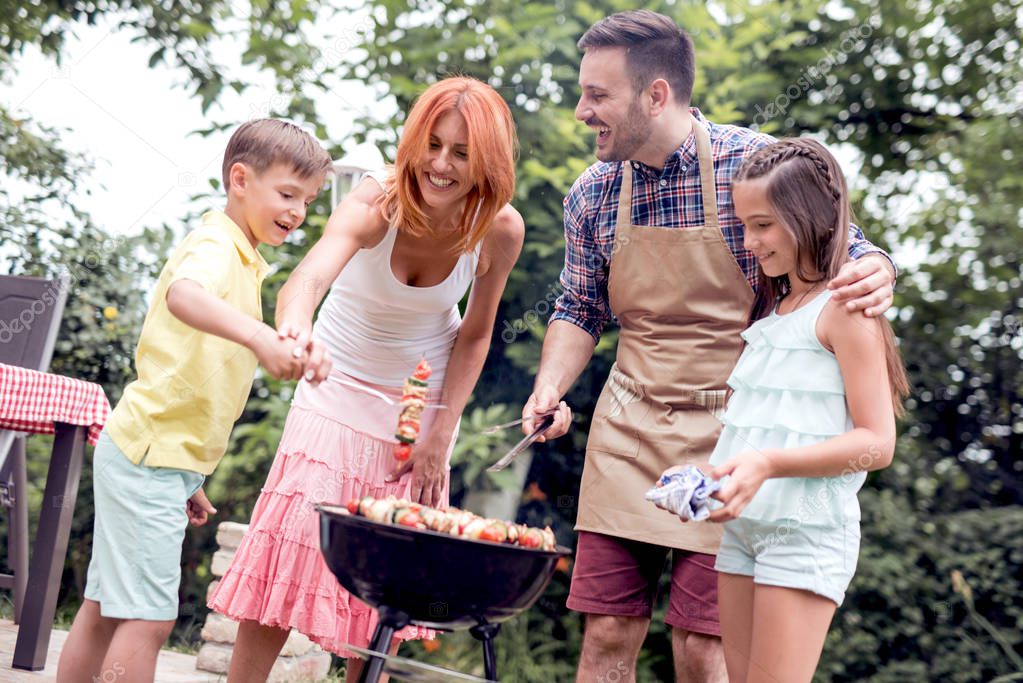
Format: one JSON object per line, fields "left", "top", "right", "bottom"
{"left": 693, "top": 119, "right": 719, "bottom": 230}
{"left": 616, "top": 162, "right": 634, "bottom": 228}
{"left": 615, "top": 118, "right": 719, "bottom": 231}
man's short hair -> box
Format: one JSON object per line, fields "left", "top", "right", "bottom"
{"left": 578, "top": 9, "right": 695, "bottom": 105}
{"left": 222, "top": 119, "right": 333, "bottom": 189}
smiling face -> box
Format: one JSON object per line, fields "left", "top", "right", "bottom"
{"left": 734, "top": 178, "right": 802, "bottom": 280}
{"left": 576, "top": 47, "right": 653, "bottom": 163}
{"left": 417, "top": 109, "right": 473, "bottom": 213}
{"left": 232, "top": 162, "right": 324, "bottom": 248}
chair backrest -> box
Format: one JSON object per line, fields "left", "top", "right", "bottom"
{"left": 0, "top": 274, "right": 70, "bottom": 468}
{"left": 0, "top": 274, "right": 69, "bottom": 371}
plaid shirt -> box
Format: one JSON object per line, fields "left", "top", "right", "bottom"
{"left": 551, "top": 109, "right": 890, "bottom": 341}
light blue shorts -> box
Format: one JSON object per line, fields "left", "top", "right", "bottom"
{"left": 84, "top": 429, "right": 204, "bottom": 620}
{"left": 714, "top": 516, "right": 860, "bottom": 606}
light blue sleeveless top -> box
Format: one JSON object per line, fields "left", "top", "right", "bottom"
{"left": 708, "top": 289, "right": 864, "bottom": 525}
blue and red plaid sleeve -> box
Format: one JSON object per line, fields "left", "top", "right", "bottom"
{"left": 551, "top": 170, "right": 614, "bottom": 341}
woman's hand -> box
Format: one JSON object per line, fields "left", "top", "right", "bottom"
{"left": 385, "top": 438, "right": 449, "bottom": 508}
{"left": 277, "top": 312, "right": 314, "bottom": 354}
{"left": 707, "top": 450, "right": 775, "bottom": 523}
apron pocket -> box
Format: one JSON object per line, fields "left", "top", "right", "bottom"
{"left": 692, "top": 389, "right": 728, "bottom": 421}
{"left": 586, "top": 363, "right": 644, "bottom": 459}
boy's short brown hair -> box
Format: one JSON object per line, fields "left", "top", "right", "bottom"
{"left": 222, "top": 119, "right": 333, "bottom": 189}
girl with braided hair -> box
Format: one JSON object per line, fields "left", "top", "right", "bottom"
{"left": 662, "top": 138, "right": 909, "bottom": 682}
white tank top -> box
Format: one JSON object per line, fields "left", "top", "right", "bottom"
{"left": 313, "top": 171, "right": 481, "bottom": 387}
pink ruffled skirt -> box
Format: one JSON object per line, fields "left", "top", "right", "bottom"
{"left": 208, "top": 371, "right": 453, "bottom": 657}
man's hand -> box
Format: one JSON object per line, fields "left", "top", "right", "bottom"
{"left": 827, "top": 254, "right": 895, "bottom": 317}
{"left": 187, "top": 487, "right": 217, "bottom": 526}
{"left": 522, "top": 385, "right": 572, "bottom": 442}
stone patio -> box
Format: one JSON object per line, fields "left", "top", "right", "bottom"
{"left": 0, "top": 619, "right": 224, "bottom": 682}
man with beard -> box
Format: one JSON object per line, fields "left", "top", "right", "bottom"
{"left": 522, "top": 10, "right": 896, "bottom": 683}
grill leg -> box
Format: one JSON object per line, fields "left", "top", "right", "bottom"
{"left": 357, "top": 606, "right": 409, "bottom": 683}
{"left": 469, "top": 622, "right": 501, "bottom": 682}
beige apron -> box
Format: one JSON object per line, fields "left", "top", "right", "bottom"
{"left": 576, "top": 120, "right": 754, "bottom": 554}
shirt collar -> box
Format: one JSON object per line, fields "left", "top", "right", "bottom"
{"left": 629, "top": 107, "right": 707, "bottom": 180}
{"left": 201, "top": 210, "right": 270, "bottom": 279}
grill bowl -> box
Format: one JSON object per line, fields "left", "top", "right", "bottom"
{"left": 317, "top": 504, "right": 569, "bottom": 630}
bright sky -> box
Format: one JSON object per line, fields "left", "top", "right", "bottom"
{"left": 3, "top": 12, "right": 927, "bottom": 271}
{"left": 2, "top": 16, "right": 385, "bottom": 238}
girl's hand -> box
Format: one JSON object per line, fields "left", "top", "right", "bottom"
{"left": 656, "top": 465, "right": 684, "bottom": 486}
{"left": 187, "top": 487, "right": 217, "bottom": 526}
{"left": 707, "top": 451, "right": 775, "bottom": 523}
{"left": 385, "top": 439, "right": 449, "bottom": 508}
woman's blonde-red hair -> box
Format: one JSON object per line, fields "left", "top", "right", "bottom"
{"left": 380, "top": 76, "right": 517, "bottom": 250}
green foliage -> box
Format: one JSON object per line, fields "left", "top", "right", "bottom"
{"left": 1, "top": 1, "right": 1021, "bottom": 680}
{"left": 819, "top": 496, "right": 1023, "bottom": 682}
{"left": 447, "top": 403, "right": 524, "bottom": 498}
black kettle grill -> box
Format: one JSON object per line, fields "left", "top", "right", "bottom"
{"left": 317, "top": 504, "right": 570, "bottom": 682}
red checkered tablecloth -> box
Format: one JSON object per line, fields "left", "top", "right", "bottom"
{"left": 0, "top": 362, "right": 110, "bottom": 445}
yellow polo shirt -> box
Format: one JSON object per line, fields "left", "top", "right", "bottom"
{"left": 106, "top": 211, "right": 270, "bottom": 475}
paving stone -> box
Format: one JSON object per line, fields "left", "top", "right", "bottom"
{"left": 210, "top": 548, "right": 236, "bottom": 577}
{"left": 216, "top": 521, "right": 249, "bottom": 550}
{"left": 200, "top": 612, "right": 238, "bottom": 645}
{"left": 267, "top": 651, "right": 332, "bottom": 683}
{"left": 195, "top": 641, "right": 232, "bottom": 674}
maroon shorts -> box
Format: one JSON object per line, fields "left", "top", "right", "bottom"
{"left": 566, "top": 530, "right": 720, "bottom": 636}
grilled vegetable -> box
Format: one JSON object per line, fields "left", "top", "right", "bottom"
{"left": 394, "top": 357, "right": 432, "bottom": 460}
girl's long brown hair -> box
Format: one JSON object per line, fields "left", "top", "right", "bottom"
{"left": 735, "top": 138, "right": 909, "bottom": 415}
{"left": 380, "top": 76, "right": 517, "bottom": 251}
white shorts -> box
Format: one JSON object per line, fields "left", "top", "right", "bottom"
{"left": 714, "top": 516, "right": 860, "bottom": 606}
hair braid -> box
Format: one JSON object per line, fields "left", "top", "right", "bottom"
{"left": 738, "top": 142, "right": 842, "bottom": 204}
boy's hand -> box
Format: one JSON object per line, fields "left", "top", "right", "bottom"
{"left": 187, "top": 487, "right": 217, "bottom": 526}
{"left": 252, "top": 326, "right": 307, "bottom": 380}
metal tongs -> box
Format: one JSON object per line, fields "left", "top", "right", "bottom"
{"left": 481, "top": 408, "right": 557, "bottom": 435}
{"left": 487, "top": 414, "right": 556, "bottom": 472}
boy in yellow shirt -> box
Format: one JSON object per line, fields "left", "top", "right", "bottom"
{"left": 57, "top": 119, "right": 334, "bottom": 683}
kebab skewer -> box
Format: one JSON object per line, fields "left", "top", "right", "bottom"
{"left": 345, "top": 495, "right": 557, "bottom": 551}
{"left": 394, "top": 357, "right": 432, "bottom": 461}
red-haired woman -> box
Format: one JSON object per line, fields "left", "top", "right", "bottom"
{"left": 209, "top": 76, "right": 524, "bottom": 680}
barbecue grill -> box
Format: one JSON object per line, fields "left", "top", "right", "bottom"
{"left": 317, "top": 504, "right": 570, "bottom": 682}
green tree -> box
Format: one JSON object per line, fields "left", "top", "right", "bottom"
{"left": 3, "top": 1, "right": 1021, "bottom": 679}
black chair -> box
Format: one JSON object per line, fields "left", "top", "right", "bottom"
{"left": 0, "top": 273, "right": 69, "bottom": 623}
